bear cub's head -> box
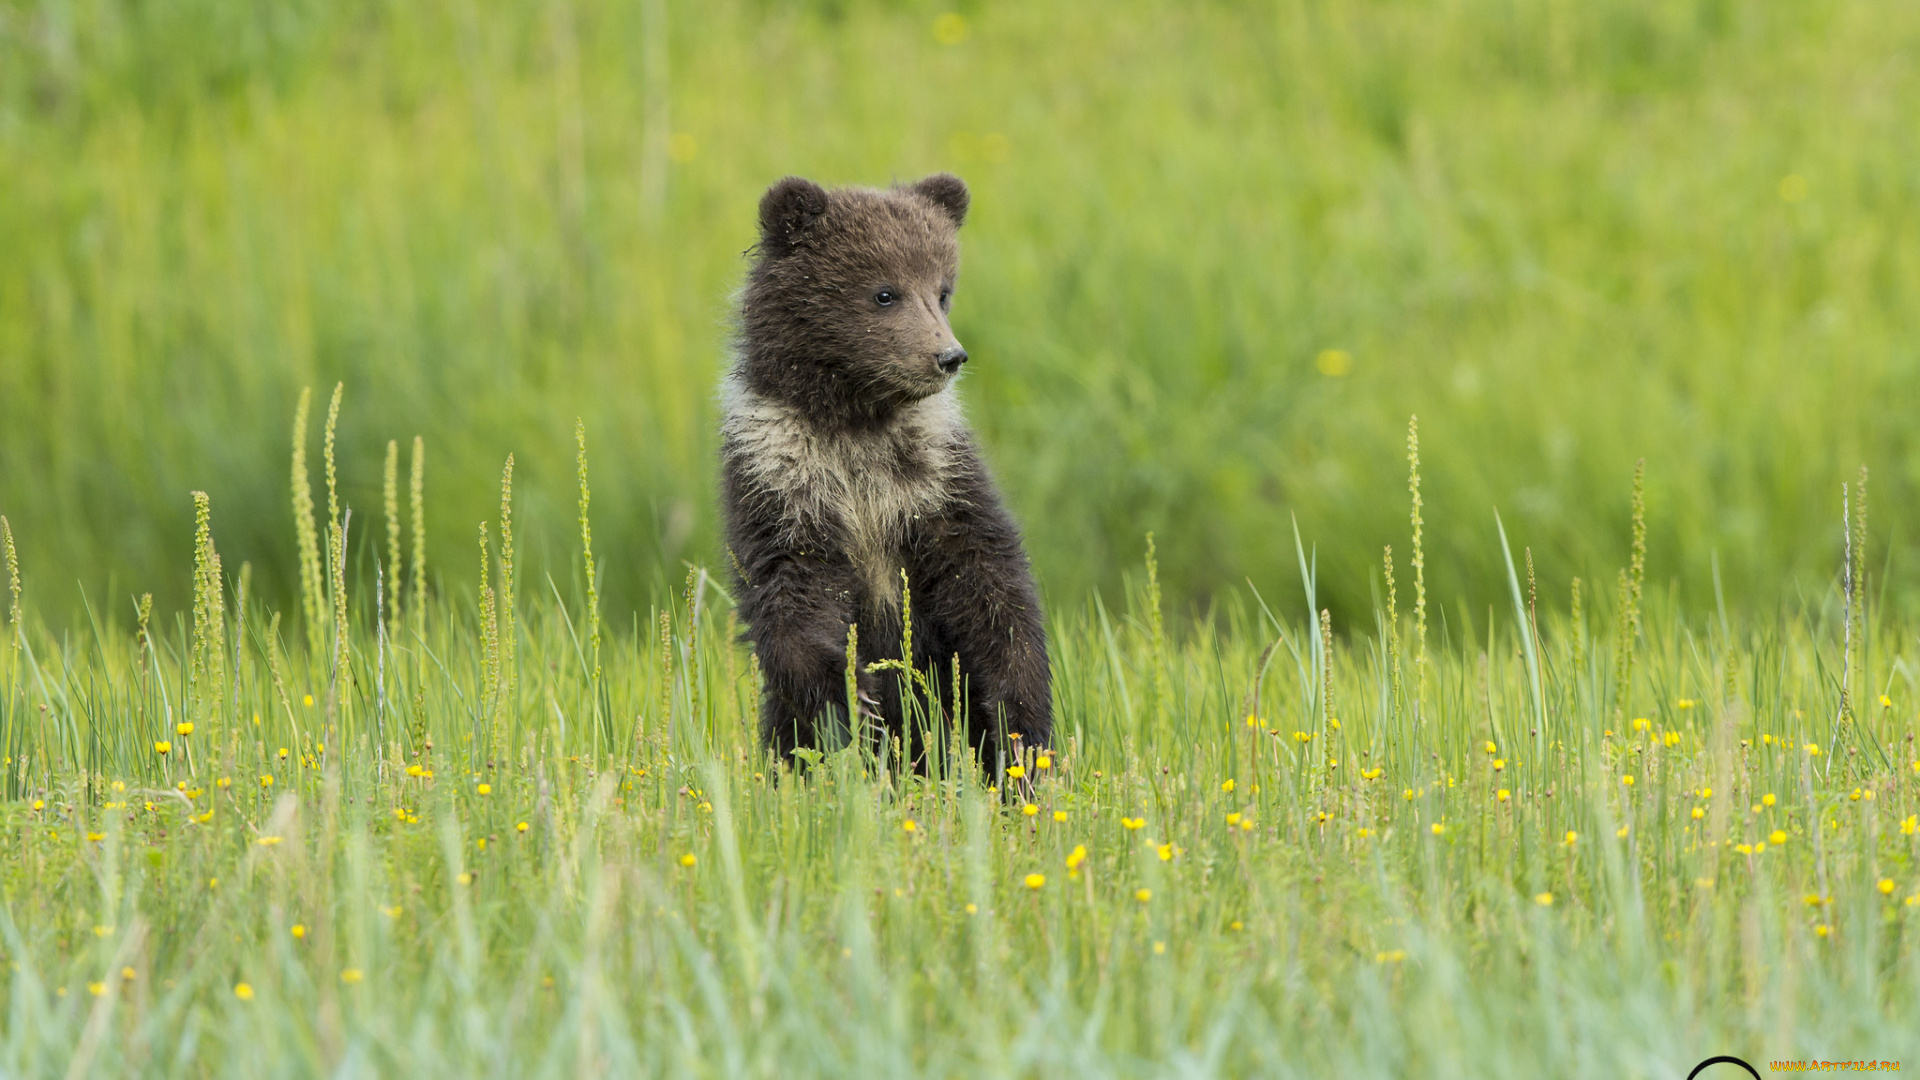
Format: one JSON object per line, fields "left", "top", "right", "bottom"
{"left": 740, "top": 174, "right": 972, "bottom": 423}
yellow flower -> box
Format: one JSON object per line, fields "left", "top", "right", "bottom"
{"left": 121, "top": 967, "right": 135, "bottom": 981}
{"left": 1565, "top": 831, "right": 1577, "bottom": 845}
{"left": 1761, "top": 733, "right": 1772, "bottom": 745}
{"left": 1157, "top": 843, "right": 1174, "bottom": 861}
{"left": 1376, "top": 949, "right": 1407, "bottom": 963}
{"left": 679, "top": 853, "right": 696, "bottom": 867}
{"left": 1036, "top": 755, "right": 1052, "bottom": 770}
{"left": 1066, "top": 845, "right": 1087, "bottom": 870}
{"left": 1850, "top": 788, "right": 1862, "bottom": 802}
{"left": 1024, "top": 873, "right": 1045, "bottom": 890}
{"left": 1483, "top": 741, "right": 1496, "bottom": 755}
{"left": 303, "top": 694, "right": 313, "bottom": 707}
{"left": 1361, "top": 767, "right": 1382, "bottom": 780}
{"left": 932, "top": 12, "right": 969, "bottom": 45}
{"left": 1616, "top": 825, "right": 1629, "bottom": 838}
{"left": 154, "top": 741, "right": 171, "bottom": 755}
{"left": 1804, "top": 743, "right": 1821, "bottom": 756}
{"left": 1762, "top": 793, "right": 1776, "bottom": 807}
{"left": 1804, "top": 893, "right": 1825, "bottom": 906}
{"left": 1356, "top": 827, "right": 1373, "bottom": 838}
{"left": 1496, "top": 789, "right": 1510, "bottom": 803}
{"left": 1006, "top": 765, "right": 1025, "bottom": 780}
{"left": 1815, "top": 925, "right": 1830, "bottom": 938}
{"left": 1879, "top": 695, "right": 1892, "bottom": 708}
{"left": 1663, "top": 732, "right": 1681, "bottom": 748}
{"left": 1221, "top": 779, "right": 1235, "bottom": 793}
{"left": 476, "top": 783, "right": 491, "bottom": 796}
{"left": 278, "top": 747, "right": 289, "bottom": 760}
{"left": 1677, "top": 698, "right": 1695, "bottom": 710}
{"left": 257, "top": 836, "right": 282, "bottom": 846}
{"left": 1901, "top": 815, "right": 1917, "bottom": 836}
{"left": 1240, "top": 818, "right": 1254, "bottom": 831}
{"left": 1022, "top": 804, "right": 1039, "bottom": 817}
{"left": 176, "top": 722, "right": 194, "bottom": 736}
{"left": 1152, "top": 940, "right": 1166, "bottom": 955}
{"left": 1691, "top": 807, "right": 1705, "bottom": 820}
{"left": 86, "top": 831, "right": 104, "bottom": 842}
{"left": 291, "top": 924, "right": 305, "bottom": 939}
{"left": 379, "top": 905, "right": 401, "bottom": 918}
{"left": 1770, "top": 830, "right": 1787, "bottom": 845}
{"left": 1535, "top": 892, "right": 1553, "bottom": 906}
{"left": 1493, "top": 759, "right": 1505, "bottom": 772}
{"left": 965, "top": 903, "right": 978, "bottom": 915}
{"left": 1697, "top": 787, "right": 1712, "bottom": 799}
{"left": 1122, "top": 817, "right": 1145, "bottom": 831}
{"left": 1430, "top": 823, "right": 1445, "bottom": 836}
{"left": 517, "top": 821, "right": 530, "bottom": 833}
{"left": 1403, "top": 788, "right": 1415, "bottom": 801}
{"left": 1632, "top": 717, "right": 1650, "bottom": 732}
{"left": 31, "top": 800, "right": 43, "bottom": 811}
{"left": 902, "top": 819, "right": 917, "bottom": 833}
{"left": 260, "top": 775, "right": 274, "bottom": 787}
{"left": 217, "top": 777, "right": 231, "bottom": 789}
{"left": 1293, "top": 731, "right": 1313, "bottom": 744}
{"left": 457, "top": 872, "right": 473, "bottom": 885}
{"left": 1230, "top": 920, "right": 1244, "bottom": 931}
{"left": 234, "top": 982, "right": 254, "bottom": 1000}
{"left": 1053, "top": 810, "right": 1068, "bottom": 822}
{"left": 1621, "top": 775, "right": 1634, "bottom": 786}
{"left": 341, "top": 969, "right": 364, "bottom": 984}
{"left": 406, "top": 765, "right": 424, "bottom": 777}
{"left": 88, "top": 982, "right": 106, "bottom": 997}
{"left": 1226, "top": 812, "right": 1242, "bottom": 826}
{"left": 1245, "top": 714, "right": 1262, "bottom": 729}
{"left": 1879, "top": 879, "right": 1896, "bottom": 895}
{"left": 1133, "top": 888, "right": 1153, "bottom": 903}
{"left": 1328, "top": 718, "right": 1340, "bottom": 730}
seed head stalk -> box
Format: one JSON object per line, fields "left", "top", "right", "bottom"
{"left": 291, "top": 388, "right": 326, "bottom": 656}
{"left": 1407, "top": 416, "right": 1426, "bottom": 719}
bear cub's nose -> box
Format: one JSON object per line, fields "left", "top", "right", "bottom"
{"left": 936, "top": 345, "right": 969, "bottom": 374}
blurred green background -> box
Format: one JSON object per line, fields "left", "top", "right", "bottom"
{"left": 1, "top": 0, "right": 1916, "bottom": 628}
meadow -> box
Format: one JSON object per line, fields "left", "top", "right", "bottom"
{"left": 0, "top": 403, "right": 1915, "bottom": 1076}
{"left": 5, "top": 0, "right": 1920, "bottom": 1075}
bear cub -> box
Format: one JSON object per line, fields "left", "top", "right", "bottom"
{"left": 721, "top": 173, "right": 1051, "bottom": 767}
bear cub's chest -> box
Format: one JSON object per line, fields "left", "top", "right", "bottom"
{"left": 724, "top": 380, "right": 962, "bottom": 608}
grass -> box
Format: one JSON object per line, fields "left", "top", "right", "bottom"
{"left": 0, "top": 405, "right": 1916, "bottom": 1076}
{"left": 6, "top": 0, "right": 1920, "bottom": 622}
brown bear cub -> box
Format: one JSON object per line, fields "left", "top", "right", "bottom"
{"left": 721, "top": 173, "right": 1051, "bottom": 769}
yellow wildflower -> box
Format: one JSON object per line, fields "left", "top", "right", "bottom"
{"left": 902, "top": 819, "right": 918, "bottom": 833}
{"left": 1157, "top": 843, "right": 1174, "bottom": 861}
{"left": 176, "top": 722, "right": 194, "bottom": 736}
{"left": 234, "top": 983, "right": 254, "bottom": 1000}
{"left": 341, "top": 969, "right": 364, "bottom": 984}
{"left": 1036, "top": 755, "right": 1052, "bottom": 769}
{"left": 1226, "top": 812, "right": 1242, "bottom": 826}
{"left": 476, "top": 783, "right": 491, "bottom": 796}
{"left": 1762, "top": 793, "right": 1776, "bottom": 807}
{"left": 1770, "top": 830, "right": 1787, "bottom": 845}
{"left": 1053, "top": 810, "right": 1068, "bottom": 822}
{"left": 679, "top": 853, "right": 696, "bottom": 867}
{"left": 153, "top": 741, "right": 170, "bottom": 755}
{"left": 1024, "top": 873, "right": 1045, "bottom": 890}
{"left": 1879, "top": 879, "right": 1896, "bottom": 895}
{"left": 1022, "top": 804, "right": 1039, "bottom": 817}
{"left": 1497, "top": 789, "right": 1510, "bottom": 803}
{"left": 1535, "top": 892, "right": 1553, "bottom": 906}
{"left": 291, "top": 924, "right": 305, "bottom": 939}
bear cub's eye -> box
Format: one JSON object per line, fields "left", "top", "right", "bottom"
{"left": 939, "top": 288, "right": 952, "bottom": 308}
{"left": 874, "top": 289, "right": 897, "bottom": 307}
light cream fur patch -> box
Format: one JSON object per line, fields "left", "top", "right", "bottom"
{"left": 721, "top": 375, "right": 963, "bottom": 608}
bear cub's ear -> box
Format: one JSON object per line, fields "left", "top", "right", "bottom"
{"left": 911, "top": 173, "right": 969, "bottom": 227}
{"left": 758, "top": 176, "right": 829, "bottom": 254}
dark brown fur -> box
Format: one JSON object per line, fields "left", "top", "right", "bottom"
{"left": 721, "top": 174, "right": 1051, "bottom": 769}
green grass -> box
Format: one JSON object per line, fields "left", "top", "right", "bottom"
{"left": 5, "top": 0, "right": 1920, "bottom": 622}
{"left": 0, "top": 432, "right": 1917, "bottom": 1076}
